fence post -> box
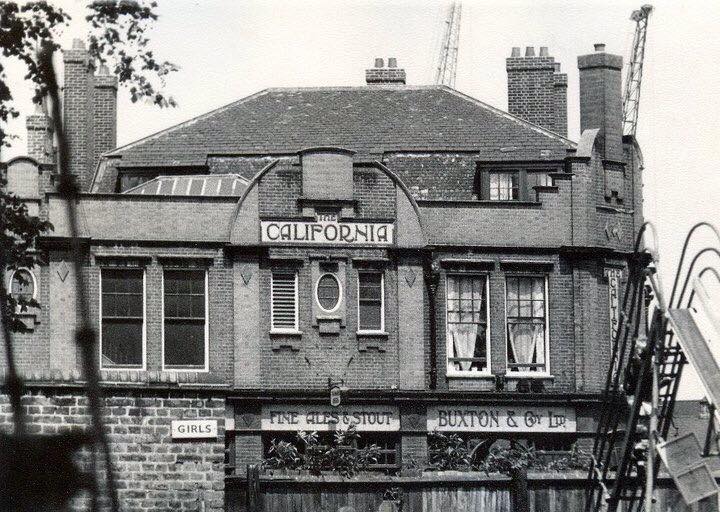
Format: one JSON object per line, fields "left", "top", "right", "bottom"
{"left": 247, "top": 464, "right": 260, "bottom": 512}
{"left": 510, "top": 467, "right": 529, "bottom": 512}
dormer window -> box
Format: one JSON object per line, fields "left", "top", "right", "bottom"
{"left": 477, "top": 164, "right": 559, "bottom": 201}
{"left": 489, "top": 172, "right": 519, "bottom": 201}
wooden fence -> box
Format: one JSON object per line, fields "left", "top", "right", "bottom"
{"left": 225, "top": 471, "right": 719, "bottom": 512}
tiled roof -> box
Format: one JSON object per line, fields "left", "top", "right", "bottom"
{"left": 122, "top": 174, "right": 249, "bottom": 197}
{"left": 108, "top": 86, "right": 575, "bottom": 167}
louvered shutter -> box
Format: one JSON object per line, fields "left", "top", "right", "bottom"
{"left": 271, "top": 272, "right": 298, "bottom": 330}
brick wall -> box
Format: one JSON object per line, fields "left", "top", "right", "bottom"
{"left": 353, "top": 167, "right": 396, "bottom": 218}
{"left": 258, "top": 162, "right": 301, "bottom": 217}
{"left": 578, "top": 49, "right": 624, "bottom": 162}
{"left": 92, "top": 72, "right": 118, "bottom": 172}
{"left": 433, "top": 252, "right": 577, "bottom": 393}
{"left": 0, "top": 389, "right": 225, "bottom": 512}
{"left": 63, "top": 42, "right": 92, "bottom": 191}
{"left": 257, "top": 248, "right": 401, "bottom": 390}
{"left": 506, "top": 51, "right": 557, "bottom": 132}
{"left": 26, "top": 113, "right": 53, "bottom": 164}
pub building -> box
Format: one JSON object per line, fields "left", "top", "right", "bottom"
{"left": 0, "top": 40, "right": 642, "bottom": 509}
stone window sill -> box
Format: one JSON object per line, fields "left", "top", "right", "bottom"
{"left": 270, "top": 330, "right": 302, "bottom": 351}
{"left": 357, "top": 331, "right": 388, "bottom": 352}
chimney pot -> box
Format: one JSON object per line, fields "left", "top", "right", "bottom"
{"left": 525, "top": 46, "right": 535, "bottom": 57}
{"left": 539, "top": 46, "right": 549, "bottom": 57}
{"left": 388, "top": 57, "right": 397, "bottom": 68}
{"left": 97, "top": 64, "right": 111, "bottom": 76}
{"left": 553, "top": 62, "right": 561, "bottom": 72}
{"left": 594, "top": 43, "right": 606, "bottom": 53}
{"left": 72, "top": 38, "right": 85, "bottom": 49}
{"left": 511, "top": 47, "right": 521, "bottom": 57}
{"left": 374, "top": 58, "right": 384, "bottom": 68}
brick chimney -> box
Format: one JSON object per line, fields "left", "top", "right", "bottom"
{"left": 506, "top": 46, "right": 567, "bottom": 136}
{"left": 553, "top": 63, "right": 568, "bottom": 137}
{"left": 26, "top": 104, "right": 53, "bottom": 164}
{"left": 365, "top": 57, "right": 406, "bottom": 85}
{"left": 577, "top": 43, "right": 623, "bottom": 162}
{"left": 92, "top": 64, "right": 118, "bottom": 172}
{"left": 62, "top": 39, "right": 118, "bottom": 192}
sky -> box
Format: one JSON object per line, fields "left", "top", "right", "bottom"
{"left": 2, "top": 0, "right": 719, "bottom": 399}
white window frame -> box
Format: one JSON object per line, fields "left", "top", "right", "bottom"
{"left": 270, "top": 270, "right": 300, "bottom": 334}
{"left": 356, "top": 271, "right": 385, "bottom": 334}
{"left": 99, "top": 268, "right": 147, "bottom": 371}
{"left": 445, "top": 273, "right": 492, "bottom": 378}
{"left": 8, "top": 267, "right": 38, "bottom": 305}
{"left": 315, "top": 273, "right": 342, "bottom": 313}
{"left": 503, "top": 274, "right": 550, "bottom": 377}
{"left": 161, "top": 268, "right": 209, "bottom": 372}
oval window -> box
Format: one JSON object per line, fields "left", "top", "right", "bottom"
{"left": 11, "top": 269, "right": 35, "bottom": 302}
{"left": 316, "top": 274, "right": 341, "bottom": 312}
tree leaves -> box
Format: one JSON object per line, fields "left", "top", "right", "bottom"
{"left": 86, "top": 0, "right": 178, "bottom": 108}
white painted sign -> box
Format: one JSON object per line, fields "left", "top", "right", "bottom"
{"left": 261, "top": 220, "right": 394, "bottom": 246}
{"left": 171, "top": 419, "right": 218, "bottom": 439}
{"left": 262, "top": 405, "right": 400, "bottom": 431}
{"left": 427, "top": 406, "right": 576, "bottom": 433}
{"left": 606, "top": 268, "right": 622, "bottom": 342}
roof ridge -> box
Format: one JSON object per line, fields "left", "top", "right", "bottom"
{"left": 438, "top": 86, "right": 577, "bottom": 147}
{"left": 263, "top": 85, "right": 444, "bottom": 92}
{"left": 107, "top": 89, "right": 272, "bottom": 156}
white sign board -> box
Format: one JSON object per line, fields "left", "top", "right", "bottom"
{"left": 262, "top": 405, "right": 399, "bottom": 431}
{"left": 171, "top": 419, "right": 218, "bottom": 439}
{"left": 606, "top": 268, "right": 622, "bottom": 342}
{"left": 657, "top": 433, "right": 719, "bottom": 504}
{"left": 427, "top": 406, "right": 576, "bottom": 433}
{"left": 261, "top": 220, "right": 394, "bottom": 246}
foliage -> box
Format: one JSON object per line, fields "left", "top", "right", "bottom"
{"left": 87, "top": 0, "right": 178, "bottom": 107}
{"left": 0, "top": 0, "right": 176, "bottom": 330}
{"left": 264, "top": 426, "right": 381, "bottom": 478}
{"left": 427, "top": 432, "right": 592, "bottom": 475}
{"left": 0, "top": 172, "right": 52, "bottom": 332}
{"left": 264, "top": 438, "right": 301, "bottom": 470}
{"left": 542, "top": 444, "right": 592, "bottom": 472}
{"left": 427, "top": 431, "right": 470, "bottom": 470}
{"left": 0, "top": 0, "right": 178, "bottom": 147}
{"left": 476, "top": 444, "right": 538, "bottom": 475}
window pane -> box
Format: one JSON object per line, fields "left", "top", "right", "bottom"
{"left": 505, "top": 276, "right": 547, "bottom": 373}
{"left": 163, "top": 269, "right": 206, "bottom": 368}
{"left": 359, "top": 302, "right": 382, "bottom": 331}
{"left": 101, "top": 269, "right": 144, "bottom": 368}
{"left": 446, "top": 274, "right": 488, "bottom": 372}
{"left": 11, "top": 270, "right": 34, "bottom": 300}
{"left": 164, "top": 321, "right": 205, "bottom": 367}
{"left": 358, "top": 273, "right": 382, "bottom": 300}
{"left": 532, "top": 278, "right": 544, "bottom": 300}
{"left": 358, "top": 273, "right": 383, "bottom": 331}
{"left": 317, "top": 274, "right": 340, "bottom": 311}
{"left": 102, "top": 320, "right": 143, "bottom": 367}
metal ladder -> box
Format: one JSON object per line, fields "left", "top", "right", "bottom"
{"left": 586, "top": 242, "right": 686, "bottom": 511}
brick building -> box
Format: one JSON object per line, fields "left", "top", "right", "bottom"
{"left": 1, "top": 40, "right": 644, "bottom": 510}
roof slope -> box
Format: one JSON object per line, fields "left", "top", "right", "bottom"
{"left": 109, "top": 86, "right": 575, "bottom": 167}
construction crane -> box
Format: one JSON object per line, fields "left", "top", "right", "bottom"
{"left": 434, "top": 2, "right": 462, "bottom": 88}
{"left": 622, "top": 5, "right": 653, "bottom": 137}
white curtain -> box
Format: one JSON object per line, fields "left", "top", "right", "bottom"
{"left": 509, "top": 323, "right": 544, "bottom": 370}
{"left": 450, "top": 324, "right": 478, "bottom": 371}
